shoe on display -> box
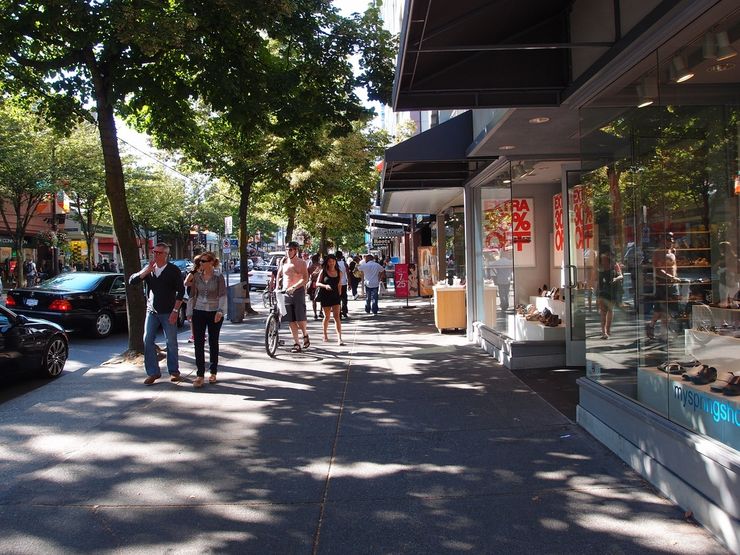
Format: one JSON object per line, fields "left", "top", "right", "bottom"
{"left": 722, "top": 375, "right": 740, "bottom": 396}
{"left": 710, "top": 371, "right": 735, "bottom": 392}
{"left": 689, "top": 365, "right": 717, "bottom": 385}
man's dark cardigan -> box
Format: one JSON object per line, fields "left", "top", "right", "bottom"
{"left": 129, "top": 264, "right": 185, "bottom": 314}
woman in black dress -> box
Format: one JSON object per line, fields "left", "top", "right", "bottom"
{"left": 316, "top": 254, "right": 345, "bottom": 345}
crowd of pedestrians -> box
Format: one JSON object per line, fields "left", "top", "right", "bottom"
{"left": 130, "top": 241, "right": 387, "bottom": 388}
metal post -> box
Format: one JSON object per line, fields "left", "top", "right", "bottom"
{"left": 50, "top": 192, "right": 58, "bottom": 277}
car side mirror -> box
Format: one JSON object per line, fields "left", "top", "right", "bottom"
{"left": 15, "top": 314, "right": 29, "bottom": 325}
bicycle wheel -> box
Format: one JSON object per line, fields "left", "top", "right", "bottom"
{"left": 265, "top": 313, "right": 280, "bottom": 358}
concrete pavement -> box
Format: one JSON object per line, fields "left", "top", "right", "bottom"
{"left": 0, "top": 296, "right": 729, "bottom": 553}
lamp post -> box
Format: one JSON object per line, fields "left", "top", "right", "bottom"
{"left": 50, "top": 191, "right": 59, "bottom": 277}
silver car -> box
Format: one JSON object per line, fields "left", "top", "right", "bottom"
{"left": 248, "top": 264, "right": 275, "bottom": 290}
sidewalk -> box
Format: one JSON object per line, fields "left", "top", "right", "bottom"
{"left": 0, "top": 296, "right": 728, "bottom": 553}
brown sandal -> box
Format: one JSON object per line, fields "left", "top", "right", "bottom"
{"left": 193, "top": 377, "right": 205, "bottom": 388}
{"left": 209, "top": 374, "right": 217, "bottom": 384}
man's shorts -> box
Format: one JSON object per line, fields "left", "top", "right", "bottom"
{"left": 284, "top": 287, "right": 307, "bottom": 322}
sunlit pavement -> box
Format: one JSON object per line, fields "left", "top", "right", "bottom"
{"left": 0, "top": 295, "right": 728, "bottom": 554}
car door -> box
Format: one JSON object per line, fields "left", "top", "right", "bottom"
{"left": 108, "top": 275, "right": 128, "bottom": 324}
{"left": 0, "top": 308, "right": 31, "bottom": 376}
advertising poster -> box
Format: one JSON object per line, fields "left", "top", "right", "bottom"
{"left": 483, "top": 198, "right": 535, "bottom": 267}
{"left": 571, "top": 185, "right": 595, "bottom": 269}
{"left": 553, "top": 193, "right": 564, "bottom": 267}
{"left": 408, "top": 263, "right": 419, "bottom": 297}
{"left": 394, "top": 263, "right": 409, "bottom": 298}
{"left": 417, "top": 246, "right": 438, "bottom": 297}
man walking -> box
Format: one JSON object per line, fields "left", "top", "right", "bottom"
{"left": 359, "top": 254, "right": 385, "bottom": 315}
{"left": 129, "top": 242, "right": 185, "bottom": 385}
{"left": 24, "top": 257, "right": 37, "bottom": 287}
{"left": 336, "top": 250, "right": 349, "bottom": 319}
{"left": 278, "top": 241, "right": 310, "bottom": 352}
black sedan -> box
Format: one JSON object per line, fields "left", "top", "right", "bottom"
{"left": 0, "top": 304, "right": 68, "bottom": 379}
{"left": 6, "top": 272, "right": 128, "bottom": 338}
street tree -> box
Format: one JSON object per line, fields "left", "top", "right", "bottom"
{"left": 0, "top": 99, "right": 56, "bottom": 285}
{"left": 55, "top": 122, "right": 109, "bottom": 271}
{"left": 0, "top": 0, "right": 397, "bottom": 353}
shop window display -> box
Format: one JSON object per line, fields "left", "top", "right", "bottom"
{"left": 580, "top": 22, "right": 740, "bottom": 449}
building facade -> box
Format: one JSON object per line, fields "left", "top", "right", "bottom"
{"left": 381, "top": 0, "right": 739, "bottom": 549}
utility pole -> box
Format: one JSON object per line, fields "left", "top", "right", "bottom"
{"left": 50, "top": 192, "right": 59, "bottom": 277}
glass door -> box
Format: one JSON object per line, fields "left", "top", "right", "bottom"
{"left": 564, "top": 168, "right": 587, "bottom": 367}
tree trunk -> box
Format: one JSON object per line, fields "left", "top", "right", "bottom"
{"left": 319, "top": 225, "right": 328, "bottom": 256}
{"left": 285, "top": 204, "right": 296, "bottom": 243}
{"left": 607, "top": 165, "right": 624, "bottom": 254}
{"left": 86, "top": 50, "right": 146, "bottom": 354}
{"left": 238, "top": 177, "right": 257, "bottom": 314}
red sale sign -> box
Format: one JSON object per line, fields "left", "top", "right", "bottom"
{"left": 483, "top": 198, "right": 535, "bottom": 266}
{"left": 553, "top": 193, "right": 564, "bottom": 267}
{"left": 394, "top": 263, "right": 409, "bottom": 298}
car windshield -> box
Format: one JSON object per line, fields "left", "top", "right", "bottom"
{"left": 38, "top": 273, "right": 105, "bottom": 290}
{"left": 253, "top": 265, "right": 271, "bottom": 271}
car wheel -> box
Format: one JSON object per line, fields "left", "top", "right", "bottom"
{"left": 41, "top": 335, "right": 68, "bottom": 378}
{"left": 93, "top": 311, "right": 114, "bottom": 338}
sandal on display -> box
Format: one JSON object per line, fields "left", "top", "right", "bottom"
{"left": 722, "top": 375, "right": 740, "bottom": 396}
{"left": 690, "top": 365, "right": 717, "bottom": 385}
{"left": 710, "top": 371, "right": 735, "bottom": 392}
{"left": 658, "top": 362, "right": 683, "bottom": 375}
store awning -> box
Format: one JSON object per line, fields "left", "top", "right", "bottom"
{"left": 382, "top": 110, "right": 493, "bottom": 191}
{"left": 394, "top": 0, "right": 576, "bottom": 110}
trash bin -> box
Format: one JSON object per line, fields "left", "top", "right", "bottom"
{"left": 228, "top": 281, "right": 249, "bottom": 323}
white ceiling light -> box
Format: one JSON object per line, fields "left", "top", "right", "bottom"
{"left": 715, "top": 31, "right": 738, "bottom": 61}
{"left": 528, "top": 117, "right": 550, "bottom": 124}
{"left": 498, "top": 145, "right": 516, "bottom": 150}
{"left": 636, "top": 81, "right": 654, "bottom": 108}
{"left": 670, "top": 55, "right": 694, "bottom": 83}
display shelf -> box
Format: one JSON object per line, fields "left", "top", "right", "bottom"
{"left": 433, "top": 285, "right": 466, "bottom": 332}
{"left": 529, "top": 296, "right": 565, "bottom": 317}
{"left": 507, "top": 314, "right": 564, "bottom": 341}
{"left": 637, "top": 366, "right": 739, "bottom": 451}
{"left": 483, "top": 284, "right": 497, "bottom": 328}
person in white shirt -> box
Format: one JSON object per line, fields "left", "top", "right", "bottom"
{"left": 358, "top": 254, "right": 385, "bottom": 315}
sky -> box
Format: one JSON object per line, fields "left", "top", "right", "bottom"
{"left": 118, "top": 0, "right": 377, "bottom": 163}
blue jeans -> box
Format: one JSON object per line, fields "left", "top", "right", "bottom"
{"left": 143, "top": 311, "right": 179, "bottom": 377}
{"left": 365, "top": 286, "right": 379, "bottom": 314}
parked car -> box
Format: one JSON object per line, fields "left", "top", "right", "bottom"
{"left": 266, "top": 251, "right": 286, "bottom": 267}
{"left": 7, "top": 271, "right": 189, "bottom": 337}
{"left": 6, "top": 272, "right": 128, "bottom": 338}
{"left": 0, "top": 303, "right": 68, "bottom": 379}
{"left": 169, "top": 259, "right": 192, "bottom": 279}
{"left": 247, "top": 264, "right": 275, "bottom": 290}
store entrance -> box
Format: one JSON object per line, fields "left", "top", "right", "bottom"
{"left": 564, "top": 168, "right": 587, "bottom": 367}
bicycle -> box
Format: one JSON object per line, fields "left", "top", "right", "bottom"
{"left": 264, "top": 288, "right": 285, "bottom": 358}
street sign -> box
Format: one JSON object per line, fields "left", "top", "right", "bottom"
{"left": 224, "top": 216, "right": 232, "bottom": 235}
{"left": 222, "top": 237, "right": 230, "bottom": 250}
{"left": 230, "top": 238, "right": 238, "bottom": 248}
{"left": 223, "top": 247, "right": 231, "bottom": 254}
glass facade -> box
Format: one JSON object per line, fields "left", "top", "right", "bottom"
{"left": 579, "top": 9, "right": 740, "bottom": 450}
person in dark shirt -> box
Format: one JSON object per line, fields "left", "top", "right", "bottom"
{"left": 129, "top": 242, "right": 185, "bottom": 385}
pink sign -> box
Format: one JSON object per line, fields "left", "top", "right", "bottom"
{"left": 394, "top": 263, "right": 409, "bottom": 298}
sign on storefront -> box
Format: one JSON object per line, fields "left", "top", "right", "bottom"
{"left": 483, "top": 198, "right": 535, "bottom": 267}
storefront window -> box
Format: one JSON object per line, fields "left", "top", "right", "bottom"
{"left": 479, "top": 165, "right": 513, "bottom": 332}
{"left": 580, "top": 10, "right": 740, "bottom": 449}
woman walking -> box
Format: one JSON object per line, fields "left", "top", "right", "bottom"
{"left": 186, "top": 252, "right": 227, "bottom": 388}
{"left": 316, "top": 254, "right": 345, "bottom": 345}
{"left": 184, "top": 254, "right": 202, "bottom": 343}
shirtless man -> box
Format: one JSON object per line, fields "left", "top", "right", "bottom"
{"left": 278, "top": 240, "right": 310, "bottom": 352}
{"left": 646, "top": 232, "right": 681, "bottom": 339}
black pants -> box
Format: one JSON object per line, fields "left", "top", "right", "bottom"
{"left": 340, "top": 285, "right": 348, "bottom": 316}
{"left": 191, "top": 309, "right": 223, "bottom": 377}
